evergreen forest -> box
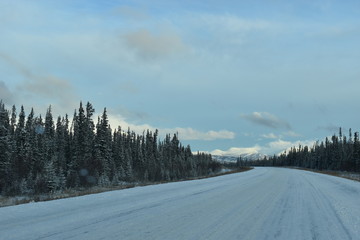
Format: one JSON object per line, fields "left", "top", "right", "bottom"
{"left": 242, "top": 128, "right": 360, "bottom": 173}
{"left": 0, "top": 101, "right": 221, "bottom": 196}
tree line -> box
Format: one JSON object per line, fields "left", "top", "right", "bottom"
{"left": 0, "top": 101, "right": 221, "bottom": 196}
{"left": 242, "top": 128, "right": 360, "bottom": 172}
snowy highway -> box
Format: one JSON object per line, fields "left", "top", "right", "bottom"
{"left": 1, "top": 167, "right": 360, "bottom": 240}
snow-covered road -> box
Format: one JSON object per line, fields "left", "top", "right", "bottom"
{"left": 1, "top": 168, "right": 360, "bottom": 240}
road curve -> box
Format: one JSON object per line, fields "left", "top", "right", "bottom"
{"left": 0, "top": 168, "right": 359, "bottom": 240}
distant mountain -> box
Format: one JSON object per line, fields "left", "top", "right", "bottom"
{"left": 212, "top": 153, "right": 267, "bottom": 162}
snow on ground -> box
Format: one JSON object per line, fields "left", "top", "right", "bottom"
{"left": 0, "top": 168, "right": 359, "bottom": 240}
{"left": 218, "top": 168, "right": 233, "bottom": 174}
{"left": 338, "top": 172, "right": 360, "bottom": 181}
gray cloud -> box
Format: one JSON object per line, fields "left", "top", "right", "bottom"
{"left": 316, "top": 124, "right": 340, "bottom": 133}
{"left": 0, "top": 53, "right": 33, "bottom": 79}
{"left": 113, "top": 6, "right": 149, "bottom": 21}
{"left": 0, "top": 81, "right": 14, "bottom": 103}
{"left": 0, "top": 53, "right": 77, "bottom": 112}
{"left": 112, "top": 105, "right": 149, "bottom": 121}
{"left": 20, "top": 75, "right": 72, "bottom": 98}
{"left": 19, "top": 75, "right": 78, "bottom": 114}
{"left": 117, "top": 80, "right": 139, "bottom": 94}
{"left": 123, "top": 29, "right": 187, "bottom": 60}
{"left": 241, "top": 112, "right": 291, "bottom": 130}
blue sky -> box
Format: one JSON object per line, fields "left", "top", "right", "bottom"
{"left": 1, "top": 0, "right": 360, "bottom": 156}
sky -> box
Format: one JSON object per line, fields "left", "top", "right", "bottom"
{"left": 1, "top": 0, "right": 360, "bottom": 156}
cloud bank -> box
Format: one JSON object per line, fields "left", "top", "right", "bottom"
{"left": 167, "top": 128, "right": 235, "bottom": 141}
{"left": 107, "top": 112, "right": 234, "bottom": 141}
{"left": 210, "top": 138, "right": 317, "bottom": 156}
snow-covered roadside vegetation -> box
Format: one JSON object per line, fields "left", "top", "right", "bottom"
{"left": 0, "top": 101, "right": 223, "bottom": 203}
{"left": 0, "top": 167, "right": 251, "bottom": 207}
{"left": 302, "top": 169, "right": 360, "bottom": 182}
{"left": 0, "top": 183, "right": 138, "bottom": 207}
{"left": 244, "top": 128, "right": 360, "bottom": 177}
{"left": 338, "top": 172, "right": 360, "bottom": 181}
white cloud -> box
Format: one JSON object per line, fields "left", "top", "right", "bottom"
{"left": 261, "top": 131, "right": 301, "bottom": 139}
{"left": 167, "top": 128, "right": 235, "bottom": 141}
{"left": 267, "top": 139, "right": 293, "bottom": 150}
{"left": 106, "top": 113, "right": 235, "bottom": 141}
{"left": 199, "top": 13, "right": 272, "bottom": 33}
{"left": 209, "top": 138, "right": 317, "bottom": 157}
{"left": 191, "top": 13, "right": 277, "bottom": 47}
{"left": 283, "top": 131, "right": 302, "bottom": 137}
{"left": 261, "top": 133, "right": 279, "bottom": 139}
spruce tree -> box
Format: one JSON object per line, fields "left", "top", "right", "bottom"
{"left": 0, "top": 102, "right": 12, "bottom": 194}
